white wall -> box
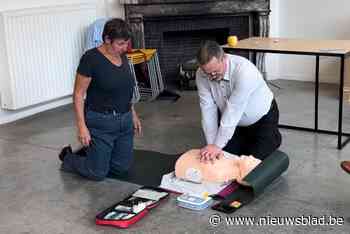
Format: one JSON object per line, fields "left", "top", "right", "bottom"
{"left": 0, "top": 0, "right": 124, "bottom": 124}
{"left": 0, "top": 0, "right": 124, "bottom": 16}
{"left": 3, "top": 0, "right": 349, "bottom": 124}
{"left": 267, "top": 0, "right": 350, "bottom": 83}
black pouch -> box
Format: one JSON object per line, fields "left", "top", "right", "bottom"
{"left": 212, "top": 186, "right": 254, "bottom": 214}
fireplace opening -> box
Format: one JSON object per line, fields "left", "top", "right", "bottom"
{"left": 160, "top": 28, "right": 230, "bottom": 83}
{"left": 144, "top": 16, "right": 251, "bottom": 85}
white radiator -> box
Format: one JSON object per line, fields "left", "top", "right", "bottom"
{"left": 0, "top": 3, "right": 97, "bottom": 110}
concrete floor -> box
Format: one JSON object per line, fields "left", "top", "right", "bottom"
{"left": 0, "top": 80, "right": 350, "bottom": 234}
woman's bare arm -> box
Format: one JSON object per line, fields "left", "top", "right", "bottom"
{"left": 73, "top": 73, "right": 91, "bottom": 146}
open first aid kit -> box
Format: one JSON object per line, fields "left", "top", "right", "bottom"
{"left": 96, "top": 186, "right": 169, "bottom": 228}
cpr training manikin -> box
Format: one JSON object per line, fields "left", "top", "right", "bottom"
{"left": 160, "top": 149, "right": 262, "bottom": 195}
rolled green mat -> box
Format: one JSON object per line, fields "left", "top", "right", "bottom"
{"left": 211, "top": 151, "right": 289, "bottom": 214}
{"left": 240, "top": 150, "right": 289, "bottom": 196}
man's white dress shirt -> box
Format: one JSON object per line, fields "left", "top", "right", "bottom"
{"left": 196, "top": 54, "right": 273, "bottom": 149}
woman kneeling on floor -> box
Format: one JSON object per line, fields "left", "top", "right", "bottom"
{"left": 58, "top": 18, "right": 142, "bottom": 181}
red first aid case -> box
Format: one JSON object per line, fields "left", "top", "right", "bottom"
{"left": 95, "top": 186, "right": 170, "bottom": 228}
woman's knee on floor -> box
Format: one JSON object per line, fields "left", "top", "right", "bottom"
{"left": 109, "top": 140, "right": 134, "bottom": 176}
{"left": 84, "top": 169, "right": 109, "bottom": 181}
{"left": 84, "top": 156, "right": 111, "bottom": 181}
{"left": 109, "top": 162, "right": 131, "bottom": 176}
{"left": 83, "top": 140, "right": 114, "bottom": 181}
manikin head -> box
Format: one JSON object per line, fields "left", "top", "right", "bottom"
{"left": 175, "top": 149, "right": 261, "bottom": 184}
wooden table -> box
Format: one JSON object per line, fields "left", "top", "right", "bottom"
{"left": 223, "top": 37, "right": 350, "bottom": 149}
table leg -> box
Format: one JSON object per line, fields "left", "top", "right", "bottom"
{"left": 338, "top": 56, "right": 345, "bottom": 149}
{"left": 251, "top": 51, "right": 257, "bottom": 66}
{"left": 315, "top": 56, "right": 319, "bottom": 131}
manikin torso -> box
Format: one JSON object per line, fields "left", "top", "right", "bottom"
{"left": 175, "top": 149, "right": 261, "bottom": 183}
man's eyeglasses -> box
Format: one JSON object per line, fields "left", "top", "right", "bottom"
{"left": 202, "top": 70, "right": 223, "bottom": 80}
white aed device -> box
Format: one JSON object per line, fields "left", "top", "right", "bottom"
{"left": 176, "top": 194, "right": 213, "bottom": 211}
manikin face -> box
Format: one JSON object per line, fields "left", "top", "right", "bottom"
{"left": 200, "top": 56, "right": 226, "bottom": 81}
{"left": 175, "top": 149, "right": 262, "bottom": 184}
{"left": 175, "top": 149, "right": 240, "bottom": 183}
{"left": 106, "top": 38, "right": 130, "bottom": 56}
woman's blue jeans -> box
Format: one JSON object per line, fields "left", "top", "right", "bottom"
{"left": 62, "top": 109, "right": 134, "bottom": 181}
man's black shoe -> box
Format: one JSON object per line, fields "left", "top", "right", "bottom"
{"left": 59, "top": 145, "right": 72, "bottom": 162}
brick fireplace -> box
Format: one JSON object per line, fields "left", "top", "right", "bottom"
{"left": 120, "top": 0, "right": 270, "bottom": 84}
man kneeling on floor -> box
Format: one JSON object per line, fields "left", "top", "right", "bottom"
{"left": 195, "top": 40, "right": 282, "bottom": 163}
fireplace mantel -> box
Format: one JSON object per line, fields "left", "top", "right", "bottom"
{"left": 120, "top": 0, "right": 270, "bottom": 47}
{"left": 120, "top": 0, "right": 269, "bottom": 11}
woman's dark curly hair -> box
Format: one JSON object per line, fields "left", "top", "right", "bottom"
{"left": 102, "top": 18, "right": 132, "bottom": 42}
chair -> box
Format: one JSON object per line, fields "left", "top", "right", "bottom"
{"left": 127, "top": 49, "right": 165, "bottom": 101}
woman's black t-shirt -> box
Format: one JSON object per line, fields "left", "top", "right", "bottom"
{"left": 77, "top": 48, "right": 135, "bottom": 112}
